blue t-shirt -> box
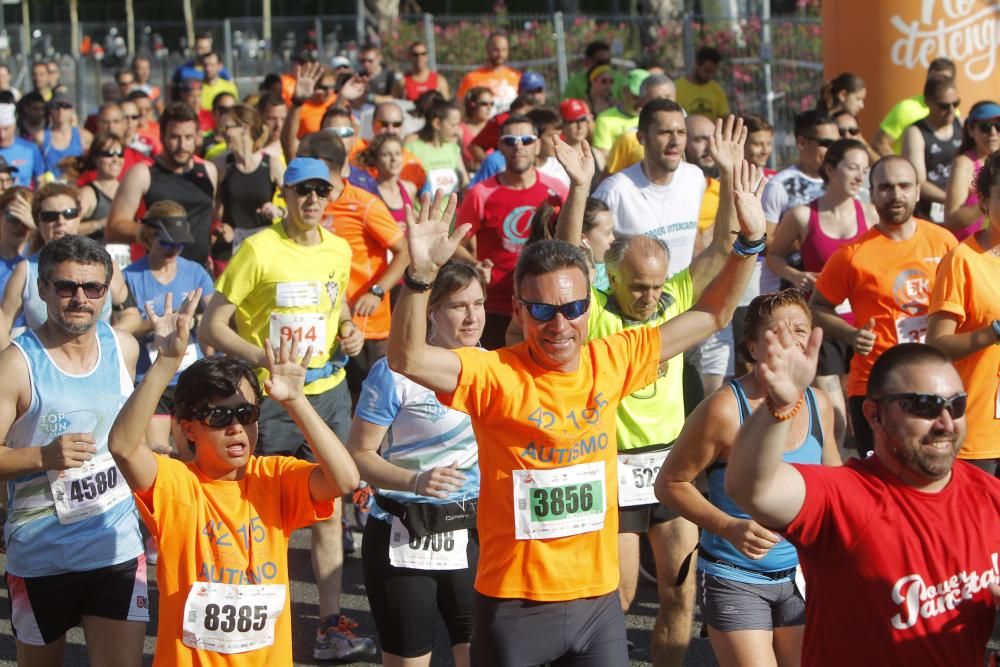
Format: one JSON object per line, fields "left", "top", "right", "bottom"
{"left": 348, "top": 165, "right": 379, "bottom": 195}
{"left": 0, "top": 254, "right": 25, "bottom": 328}
{"left": 468, "top": 151, "right": 506, "bottom": 188}
{"left": 0, "top": 138, "right": 45, "bottom": 187}
{"left": 123, "top": 256, "right": 215, "bottom": 383}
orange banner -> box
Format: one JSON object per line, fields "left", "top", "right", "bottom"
{"left": 823, "top": 0, "right": 1000, "bottom": 136}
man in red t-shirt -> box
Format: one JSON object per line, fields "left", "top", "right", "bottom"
{"left": 726, "top": 332, "right": 1000, "bottom": 667}
{"left": 454, "top": 114, "right": 568, "bottom": 349}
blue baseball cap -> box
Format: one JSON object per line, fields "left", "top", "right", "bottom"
{"left": 968, "top": 101, "right": 1000, "bottom": 121}
{"left": 519, "top": 71, "right": 546, "bottom": 93}
{"left": 284, "top": 157, "right": 333, "bottom": 187}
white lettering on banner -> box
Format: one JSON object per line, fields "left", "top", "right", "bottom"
{"left": 890, "top": 2, "right": 1000, "bottom": 81}
{"left": 889, "top": 552, "right": 1000, "bottom": 630}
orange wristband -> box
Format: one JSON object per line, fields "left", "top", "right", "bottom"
{"left": 767, "top": 394, "right": 804, "bottom": 422}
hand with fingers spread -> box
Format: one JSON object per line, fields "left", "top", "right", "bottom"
{"left": 404, "top": 190, "right": 463, "bottom": 282}
{"left": 144, "top": 288, "right": 203, "bottom": 364}
{"left": 264, "top": 335, "right": 313, "bottom": 404}
{"left": 293, "top": 62, "right": 325, "bottom": 100}
{"left": 42, "top": 433, "right": 97, "bottom": 471}
{"left": 709, "top": 115, "right": 748, "bottom": 176}
{"left": 338, "top": 74, "right": 369, "bottom": 102}
{"left": 756, "top": 320, "right": 824, "bottom": 410}
{"left": 732, "top": 160, "right": 768, "bottom": 240}
{"left": 414, "top": 461, "right": 468, "bottom": 499}
{"left": 721, "top": 517, "right": 782, "bottom": 560}
{"left": 553, "top": 136, "right": 595, "bottom": 188}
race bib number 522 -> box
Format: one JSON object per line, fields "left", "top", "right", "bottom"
{"left": 512, "top": 462, "right": 606, "bottom": 540}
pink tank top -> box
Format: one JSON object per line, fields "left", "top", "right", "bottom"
{"left": 800, "top": 198, "right": 869, "bottom": 273}
{"left": 385, "top": 181, "right": 413, "bottom": 231}
{"left": 955, "top": 150, "right": 984, "bottom": 242}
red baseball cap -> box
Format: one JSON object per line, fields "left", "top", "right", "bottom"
{"left": 559, "top": 98, "right": 591, "bottom": 122}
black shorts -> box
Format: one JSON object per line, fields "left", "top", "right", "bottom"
{"left": 155, "top": 384, "right": 177, "bottom": 416}
{"left": 346, "top": 338, "right": 388, "bottom": 397}
{"left": 6, "top": 555, "right": 150, "bottom": 646}
{"left": 257, "top": 380, "right": 352, "bottom": 460}
{"left": 816, "top": 337, "right": 853, "bottom": 376}
{"left": 471, "top": 590, "right": 628, "bottom": 666}
{"left": 362, "top": 517, "right": 478, "bottom": 657}
{"left": 848, "top": 395, "right": 874, "bottom": 456}
{"left": 618, "top": 501, "right": 677, "bottom": 534}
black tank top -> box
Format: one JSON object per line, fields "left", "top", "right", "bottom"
{"left": 84, "top": 182, "right": 114, "bottom": 243}
{"left": 220, "top": 153, "right": 275, "bottom": 230}
{"left": 914, "top": 117, "right": 962, "bottom": 220}
{"left": 144, "top": 159, "right": 214, "bottom": 266}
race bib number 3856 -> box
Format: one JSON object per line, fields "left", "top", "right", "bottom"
{"left": 513, "top": 462, "right": 606, "bottom": 540}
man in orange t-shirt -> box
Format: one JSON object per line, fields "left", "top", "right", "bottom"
{"left": 350, "top": 101, "right": 427, "bottom": 190}
{"left": 109, "top": 294, "right": 361, "bottom": 667}
{"left": 812, "top": 156, "right": 957, "bottom": 456}
{"left": 387, "top": 163, "right": 765, "bottom": 665}
{"left": 457, "top": 33, "right": 521, "bottom": 115}
{"left": 288, "top": 62, "right": 338, "bottom": 139}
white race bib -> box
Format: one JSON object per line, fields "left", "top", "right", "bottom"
{"left": 47, "top": 451, "right": 131, "bottom": 524}
{"left": 895, "top": 314, "right": 928, "bottom": 344}
{"left": 147, "top": 341, "right": 199, "bottom": 371}
{"left": 274, "top": 281, "right": 322, "bottom": 308}
{"left": 427, "top": 168, "right": 460, "bottom": 195}
{"left": 617, "top": 450, "right": 669, "bottom": 507}
{"left": 268, "top": 312, "right": 327, "bottom": 352}
{"left": 388, "top": 516, "right": 469, "bottom": 570}
{"left": 105, "top": 243, "right": 132, "bottom": 272}
{"left": 182, "top": 582, "right": 286, "bottom": 654}
{"left": 794, "top": 566, "right": 807, "bottom": 601}
{"left": 930, "top": 202, "right": 945, "bottom": 224}
{"left": 512, "top": 462, "right": 606, "bottom": 540}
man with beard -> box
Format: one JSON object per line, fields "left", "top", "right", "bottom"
{"left": 726, "top": 335, "right": 1000, "bottom": 667}
{"left": 810, "top": 156, "right": 956, "bottom": 455}
{"left": 107, "top": 103, "right": 218, "bottom": 270}
{"left": 457, "top": 33, "right": 521, "bottom": 115}
{"left": 0, "top": 235, "right": 147, "bottom": 665}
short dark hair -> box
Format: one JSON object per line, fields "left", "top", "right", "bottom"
{"left": 211, "top": 91, "right": 236, "bottom": 112}
{"left": 923, "top": 75, "right": 956, "bottom": 102}
{"left": 794, "top": 109, "right": 835, "bottom": 138}
{"left": 638, "top": 98, "right": 684, "bottom": 133}
{"left": 867, "top": 343, "right": 953, "bottom": 398}
{"left": 695, "top": 46, "right": 722, "bottom": 64}
{"left": 256, "top": 91, "right": 285, "bottom": 113}
{"left": 38, "top": 234, "right": 113, "bottom": 285}
{"left": 869, "top": 154, "right": 916, "bottom": 189}
{"left": 742, "top": 113, "right": 773, "bottom": 134}
{"left": 202, "top": 50, "right": 221, "bottom": 64}
{"left": 160, "top": 101, "right": 199, "bottom": 138}
{"left": 298, "top": 131, "right": 347, "bottom": 171}
{"left": 174, "top": 356, "right": 263, "bottom": 420}
{"left": 428, "top": 261, "right": 488, "bottom": 311}
{"left": 927, "top": 57, "right": 956, "bottom": 77}
{"left": 500, "top": 113, "right": 538, "bottom": 137}
{"left": 513, "top": 240, "right": 590, "bottom": 294}
{"left": 526, "top": 107, "right": 562, "bottom": 133}
{"left": 125, "top": 89, "right": 150, "bottom": 102}
{"left": 584, "top": 40, "right": 611, "bottom": 60}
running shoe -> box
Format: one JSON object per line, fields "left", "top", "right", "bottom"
{"left": 313, "top": 614, "right": 377, "bottom": 661}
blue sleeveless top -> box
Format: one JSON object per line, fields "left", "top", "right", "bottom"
{"left": 22, "top": 254, "right": 112, "bottom": 329}
{"left": 4, "top": 321, "right": 143, "bottom": 576}
{"left": 41, "top": 127, "right": 84, "bottom": 178}
{"left": 697, "top": 380, "right": 823, "bottom": 584}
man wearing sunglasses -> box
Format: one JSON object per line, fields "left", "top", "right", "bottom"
{"left": 0, "top": 235, "right": 148, "bottom": 666}
{"left": 811, "top": 156, "right": 957, "bottom": 456}
{"left": 389, "top": 154, "right": 765, "bottom": 665}
{"left": 358, "top": 43, "right": 401, "bottom": 106}
{"left": 348, "top": 101, "right": 427, "bottom": 190}
{"left": 200, "top": 157, "right": 375, "bottom": 661}
{"left": 901, "top": 77, "right": 962, "bottom": 223}
{"left": 759, "top": 109, "right": 839, "bottom": 294}
{"left": 728, "top": 335, "right": 1000, "bottom": 667}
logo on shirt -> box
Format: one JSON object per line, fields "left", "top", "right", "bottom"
{"left": 890, "top": 552, "right": 999, "bottom": 630}
{"left": 500, "top": 206, "right": 536, "bottom": 252}
{"left": 891, "top": 268, "right": 931, "bottom": 316}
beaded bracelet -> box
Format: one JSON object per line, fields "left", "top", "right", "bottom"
{"left": 732, "top": 233, "right": 767, "bottom": 257}
{"left": 766, "top": 394, "right": 804, "bottom": 422}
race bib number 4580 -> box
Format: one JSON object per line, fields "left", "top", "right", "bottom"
{"left": 512, "top": 462, "right": 606, "bottom": 540}
{"left": 47, "top": 451, "right": 131, "bottom": 524}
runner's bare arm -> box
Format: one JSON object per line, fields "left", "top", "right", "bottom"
{"left": 0, "top": 260, "right": 27, "bottom": 348}
{"left": 901, "top": 125, "right": 946, "bottom": 203}
{"left": 943, "top": 155, "right": 981, "bottom": 232}
{"left": 871, "top": 128, "right": 896, "bottom": 157}
{"left": 926, "top": 312, "right": 999, "bottom": 361}
{"left": 808, "top": 289, "right": 872, "bottom": 349}
{"left": 726, "top": 322, "right": 820, "bottom": 529}
{"left": 657, "top": 160, "right": 763, "bottom": 364}
{"left": 198, "top": 292, "right": 269, "bottom": 368}
{"left": 109, "top": 263, "right": 142, "bottom": 335}
{"left": 387, "top": 192, "right": 465, "bottom": 394}
{"left": 0, "top": 346, "right": 53, "bottom": 480}
{"left": 551, "top": 137, "right": 594, "bottom": 247}
{"left": 815, "top": 387, "right": 842, "bottom": 466}
{"left": 766, "top": 206, "right": 814, "bottom": 290}
{"left": 106, "top": 162, "right": 151, "bottom": 243}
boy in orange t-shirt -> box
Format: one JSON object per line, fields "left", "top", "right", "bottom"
{"left": 109, "top": 291, "right": 361, "bottom": 666}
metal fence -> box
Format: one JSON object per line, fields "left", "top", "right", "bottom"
{"left": 0, "top": 10, "right": 822, "bottom": 166}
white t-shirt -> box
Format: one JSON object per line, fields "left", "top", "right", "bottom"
{"left": 593, "top": 161, "right": 705, "bottom": 275}
{"left": 759, "top": 164, "right": 826, "bottom": 293}
{"left": 536, "top": 156, "right": 570, "bottom": 191}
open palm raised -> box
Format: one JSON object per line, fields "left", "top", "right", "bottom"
{"left": 732, "top": 160, "right": 768, "bottom": 240}
{"left": 264, "top": 335, "right": 313, "bottom": 403}
{"left": 405, "top": 190, "right": 465, "bottom": 280}
{"left": 144, "top": 288, "right": 202, "bottom": 362}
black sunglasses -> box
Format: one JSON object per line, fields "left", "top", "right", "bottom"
{"left": 39, "top": 208, "right": 80, "bottom": 223}
{"left": 315, "top": 84, "right": 334, "bottom": 92}
{"left": 97, "top": 149, "right": 124, "bottom": 158}
{"left": 517, "top": 297, "right": 590, "bottom": 322}
{"left": 124, "top": 113, "right": 140, "bottom": 121}
{"left": 47, "top": 279, "right": 109, "bottom": 299}
{"left": 806, "top": 136, "right": 836, "bottom": 148}
{"left": 976, "top": 120, "right": 1000, "bottom": 134}
{"left": 877, "top": 393, "right": 968, "bottom": 420}
{"left": 294, "top": 181, "right": 333, "bottom": 198}
{"left": 189, "top": 403, "right": 261, "bottom": 428}
{"left": 839, "top": 127, "right": 860, "bottom": 137}
{"left": 411, "top": 50, "right": 428, "bottom": 57}
{"left": 934, "top": 99, "right": 960, "bottom": 110}
{"left": 376, "top": 120, "right": 404, "bottom": 129}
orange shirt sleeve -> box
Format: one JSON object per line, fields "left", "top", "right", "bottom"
{"left": 133, "top": 455, "right": 195, "bottom": 538}
{"left": 363, "top": 197, "right": 403, "bottom": 249}
{"left": 438, "top": 346, "right": 504, "bottom": 416}
{"left": 929, "top": 246, "right": 968, "bottom": 324}
{"left": 273, "top": 457, "right": 336, "bottom": 532}
{"left": 814, "top": 243, "right": 855, "bottom": 307}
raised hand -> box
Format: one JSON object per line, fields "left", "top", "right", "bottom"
{"left": 8, "top": 196, "right": 35, "bottom": 230}
{"left": 338, "top": 73, "right": 369, "bottom": 102}
{"left": 552, "top": 136, "right": 595, "bottom": 188}
{"left": 732, "top": 160, "right": 767, "bottom": 240}
{"left": 708, "top": 115, "right": 748, "bottom": 175}
{"left": 404, "top": 190, "right": 463, "bottom": 282}
{"left": 144, "top": 288, "right": 202, "bottom": 362}
{"left": 264, "top": 335, "right": 312, "bottom": 403}
{"left": 756, "top": 320, "right": 823, "bottom": 409}
{"left": 293, "top": 62, "right": 324, "bottom": 100}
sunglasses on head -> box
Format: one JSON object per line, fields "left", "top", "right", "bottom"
{"left": 806, "top": 136, "right": 836, "bottom": 148}
{"left": 377, "top": 120, "right": 404, "bottom": 129}
{"left": 97, "top": 149, "right": 124, "bottom": 158}
{"left": 877, "top": 392, "right": 968, "bottom": 420}
{"left": 975, "top": 120, "right": 1000, "bottom": 134}
{"left": 39, "top": 208, "right": 80, "bottom": 223}
{"left": 326, "top": 126, "right": 356, "bottom": 138}
{"left": 47, "top": 279, "right": 109, "bottom": 299}
{"left": 517, "top": 296, "right": 590, "bottom": 322}
{"left": 500, "top": 134, "right": 539, "bottom": 147}
{"left": 294, "top": 181, "right": 333, "bottom": 198}
{"left": 188, "top": 403, "right": 261, "bottom": 428}
{"left": 839, "top": 127, "right": 860, "bottom": 137}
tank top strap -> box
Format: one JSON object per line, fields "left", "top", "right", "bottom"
{"left": 807, "top": 198, "right": 820, "bottom": 232}
{"left": 398, "top": 181, "right": 413, "bottom": 208}
{"left": 804, "top": 386, "right": 823, "bottom": 446}
{"left": 728, "top": 379, "right": 752, "bottom": 425}
{"left": 852, "top": 198, "right": 868, "bottom": 235}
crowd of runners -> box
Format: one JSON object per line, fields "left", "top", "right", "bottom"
{"left": 0, "top": 23, "right": 996, "bottom": 667}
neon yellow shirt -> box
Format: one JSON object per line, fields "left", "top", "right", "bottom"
{"left": 675, "top": 77, "right": 731, "bottom": 121}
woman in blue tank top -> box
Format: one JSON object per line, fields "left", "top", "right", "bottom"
{"left": 656, "top": 289, "right": 840, "bottom": 667}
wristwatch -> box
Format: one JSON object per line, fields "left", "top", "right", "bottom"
{"left": 368, "top": 284, "right": 386, "bottom": 300}
{"left": 992, "top": 319, "right": 1000, "bottom": 344}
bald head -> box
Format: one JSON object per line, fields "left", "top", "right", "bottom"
{"left": 685, "top": 114, "right": 717, "bottom": 174}
{"left": 606, "top": 235, "right": 670, "bottom": 322}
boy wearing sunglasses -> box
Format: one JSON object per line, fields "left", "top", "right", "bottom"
{"left": 109, "top": 288, "right": 360, "bottom": 665}
{"left": 727, "top": 335, "right": 1000, "bottom": 667}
